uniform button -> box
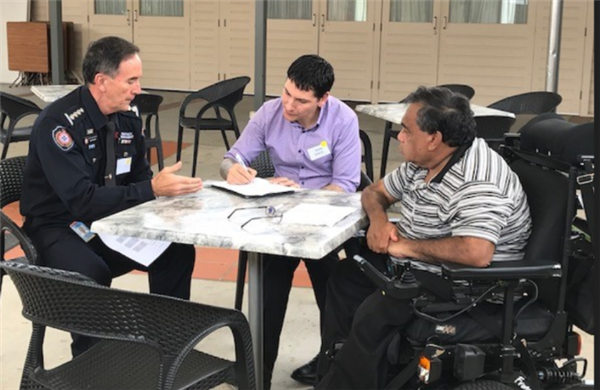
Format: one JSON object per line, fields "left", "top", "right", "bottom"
{"left": 124, "top": 152, "right": 128, "bottom": 157}
{"left": 92, "top": 158, "right": 97, "bottom": 163}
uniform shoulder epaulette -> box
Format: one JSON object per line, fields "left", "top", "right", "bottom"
{"left": 63, "top": 106, "right": 86, "bottom": 126}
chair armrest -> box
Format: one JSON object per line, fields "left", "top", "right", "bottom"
{"left": 442, "top": 259, "right": 561, "bottom": 280}
{"left": 503, "top": 133, "right": 521, "bottom": 147}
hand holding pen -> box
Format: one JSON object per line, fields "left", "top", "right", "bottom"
{"left": 226, "top": 153, "right": 257, "bottom": 184}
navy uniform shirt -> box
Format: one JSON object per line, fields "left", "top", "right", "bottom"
{"left": 21, "top": 86, "right": 155, "bottom": 234}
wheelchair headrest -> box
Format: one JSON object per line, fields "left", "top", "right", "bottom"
{"left": 519, "top": 113, "right": 594, "bottom": 166}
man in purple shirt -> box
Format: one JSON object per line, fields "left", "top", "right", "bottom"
{"left": 220, "top": 54, "right": 361, "bottom": 390}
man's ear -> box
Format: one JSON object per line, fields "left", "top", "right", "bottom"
{"left": 428, "top": 131, "right": 443, "bottom": 150}
{"left": 317, "top": 92, "right": 330, "bottom": 108}
{"left": 94, "top": 73, "right": 108, "bottom": 92}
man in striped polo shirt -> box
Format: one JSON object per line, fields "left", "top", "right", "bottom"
{"left": 315, "top": 86, "right": 532, "bottom": 389}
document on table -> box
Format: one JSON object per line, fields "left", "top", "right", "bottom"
{"left": 209, "top": 178, "right": 296, "bottom": 198}
{"left": 282, "top": 203, "right": 356, "bottom": 227}
{"left": 98, "top": 234, "right": 171, "bottom": 267}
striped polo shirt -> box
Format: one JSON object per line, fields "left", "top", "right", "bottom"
{"left": 384, "top": 138, "right": 532, "bottom": 271}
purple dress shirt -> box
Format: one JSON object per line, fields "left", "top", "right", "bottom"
{"left": 224, "top": 96, "right": 361, "bottom": 192}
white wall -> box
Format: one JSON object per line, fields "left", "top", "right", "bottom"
{"left": 0, "top": 0, "right": 30, "bottom": 83}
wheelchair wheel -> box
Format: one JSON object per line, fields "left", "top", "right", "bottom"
{"left": 453, "top": 380, "right": 513, "bottom": 390}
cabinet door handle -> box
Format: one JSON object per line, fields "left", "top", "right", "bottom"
{"left": 224, "top": 19, "right": 227, "bottom": 27}
{"left": 126, "top": 8, "right": 130, "bottom": 25}
{"left": 134, "top": 9, "right": 138, "bottom": 22}
{"left": 443, "top": 16, "right": 447, "bottom": 29}
{"left": 321, "top": 14, "right": 325, "bottom": 32}
{"left": 433, "top": 16, "right": 437, "bottom": 34}
{"left": 312, "top": 13, "right": 316, "bottom": 26}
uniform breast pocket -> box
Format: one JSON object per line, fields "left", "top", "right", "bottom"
{"left": 115, "top": 144, "right": 137, "bottom": 176}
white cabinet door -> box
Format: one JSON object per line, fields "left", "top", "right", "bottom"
{"left": 437, "top": 0, "right": 537, "bottom": 106}
{"left": 190, "top": 0, "right": 220, "bottom": 89}
{"left": 133, "top": 0, "right": 190, "bottom": 90}
{"left": 378, "top": 0, "right": 443, "bottom": 102}
{"left": 190, "top": 1, "right": 255, "bottom": 91}
{"left": 89, "top": 0, "right": 190, "bottom": 90}
{"left": 266, "top": 0, "right": 319, "bottom": 96}
{"left": 88, "top": 0, "right": 133, "bottom": 43}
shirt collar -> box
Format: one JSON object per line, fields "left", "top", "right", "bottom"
{"left": 80, "top": 86, "right": 108, "bottom": 130}
{"left": 430, "top": 141, "right": 472, "bottom": 184}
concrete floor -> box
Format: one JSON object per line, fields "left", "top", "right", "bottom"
{"left": 0, "top": 84, "right": 594, "bottom": 389}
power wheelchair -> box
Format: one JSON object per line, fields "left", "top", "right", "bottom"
{"left": 352, "top": 115, "right": 595, "bottom": 390}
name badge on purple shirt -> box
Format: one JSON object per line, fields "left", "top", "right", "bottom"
{"left": 307, "top": 141, "right": 331, "bottom": 161}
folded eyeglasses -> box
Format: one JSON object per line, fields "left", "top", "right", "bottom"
{"left": 227, "top": 204, "right": 284, "bottom": 230}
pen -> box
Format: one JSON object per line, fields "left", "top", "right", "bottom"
{"left": 235, "top": 153, "right": 248, "bottom": 170}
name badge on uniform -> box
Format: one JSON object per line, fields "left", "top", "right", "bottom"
{"left": 307, "top": 141, "right": 331, "bottom": 161}
{"left": 70, "top": 221, "right": 96, "bottom": 242}
{"left": 116, "top": 157, "right": 132, "bottom": 175}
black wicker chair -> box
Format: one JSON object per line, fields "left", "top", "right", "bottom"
{"left": 132, "top": 93, "right": 165, "bottom": 170}
{"left": 474, "top": 115, "right": 516, "bottom": 151}
{"left": 0, "top": 155, "right": 36, "bottom": 294}
{"left": 177, "top": 76, "right": 251, "bottom": 177}
{"left": 1, "top": 260, "right": 256, "bottom": 390}
{"left": 0, "top": 92, "right": 42, "bottom": 160}
{"left": 379, "top": 84, "right": 475, "bottom": 179}
{"left": 487, "top": 91, "right": 562, "bottom": 115}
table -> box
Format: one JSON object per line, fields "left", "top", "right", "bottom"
{"left": 90, "top": 185, "right": 368, "bottom": 390}
{"left": 355, "top": 102, "right": 515, "bottom": 124}
{"left": 31, "top": 85, "right": 79, "bottom": 102}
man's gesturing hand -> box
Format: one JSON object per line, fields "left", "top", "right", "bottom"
{"left": 151, "top": 161, "right": 203, "bottom": 197}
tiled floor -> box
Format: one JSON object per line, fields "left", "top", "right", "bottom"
{"left": 1, "top": 83, "right": 594, "bottom": 389}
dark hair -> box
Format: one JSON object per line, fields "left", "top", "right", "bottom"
{"left": 404, "top": 86, "right": 476, "bottom": 147}
{"left": 287, "top": 54, "right": 334, "bottom": 99}
{"left": 83, "top": 36, "right": 140, "bottom": 84}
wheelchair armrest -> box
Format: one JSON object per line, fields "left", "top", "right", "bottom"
{"left": 442, "top": 259, "right": 561, "bottom": 281}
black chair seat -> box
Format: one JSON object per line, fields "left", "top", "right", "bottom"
{"left": 405, "top": 301, "right": 554, "bottom": 345}
{"left": 180, "top": 116, "right": 235, "bottom": 129}
{"left": 33, "top": 340, "right": 234, "bottom": 390}
{"left": 1, "top": 126, "right": 33, "bottom": 142}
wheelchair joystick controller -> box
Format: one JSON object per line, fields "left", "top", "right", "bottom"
{"left": 353, "top": 255, "right": 421, "bottom": 300}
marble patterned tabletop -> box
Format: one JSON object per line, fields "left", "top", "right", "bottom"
{"left": 355, "top": 102, "right": 515, "bottom": 124}
{"left": 91, "top": 184, "right": 368, "bottom": 260}
{"left": 30, "top": 85, "right": 80, "bottom": 102}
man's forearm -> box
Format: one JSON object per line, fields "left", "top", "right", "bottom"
{"left": 389, "top": 236, "right": 495, "bottom": 268}
{"left": 361, "top": 185, "right": 392, "bottom": 224}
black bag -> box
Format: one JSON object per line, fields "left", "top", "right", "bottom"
{"left": 565, "top": 229, "right": 595, "bottom": 335}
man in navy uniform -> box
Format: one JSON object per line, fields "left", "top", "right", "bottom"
{"left": 20, "top": 36, "right": 203, "bottom": 357}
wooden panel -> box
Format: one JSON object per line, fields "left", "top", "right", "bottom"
{"left": 87, "top": 0, "right": 133, "bottom": 43}
{"left": 266, "top": 0, "right": 319, "bottom": 96}
{"left": 7, "top": 22, "right": 49, "bottom": 72}
{"left": 190, "top": 0, "right": 220, "bottom": 89}
{"left": 378, "top": 0, "right": 442, "bottom": 102}
{"left": 220, "top": 1, "right": 255, "bottom": 93}
{"left": 587, "top": 51, "right": 594, "bottom": 116}
{"left": 437, "top": 3, "right": 537, "bottom": 106}
{"left": 133, "top": 1, "right": 190, "bottom": 89}
{"left": 318, "top": 0, "right": 378, "bottom": 101}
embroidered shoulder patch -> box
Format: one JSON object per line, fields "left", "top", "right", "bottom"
{"left": 52, "top": 127, "right": 74, "bottom": 151}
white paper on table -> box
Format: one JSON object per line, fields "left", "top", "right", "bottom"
{"left": 209, "top": 178, "right": 296, "bottom": 198}
{"left": 98, "top": 234, "right": 171, "bottom": 267}
{"left": 282, "top": 203, "right": 356, "bottom": 227}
